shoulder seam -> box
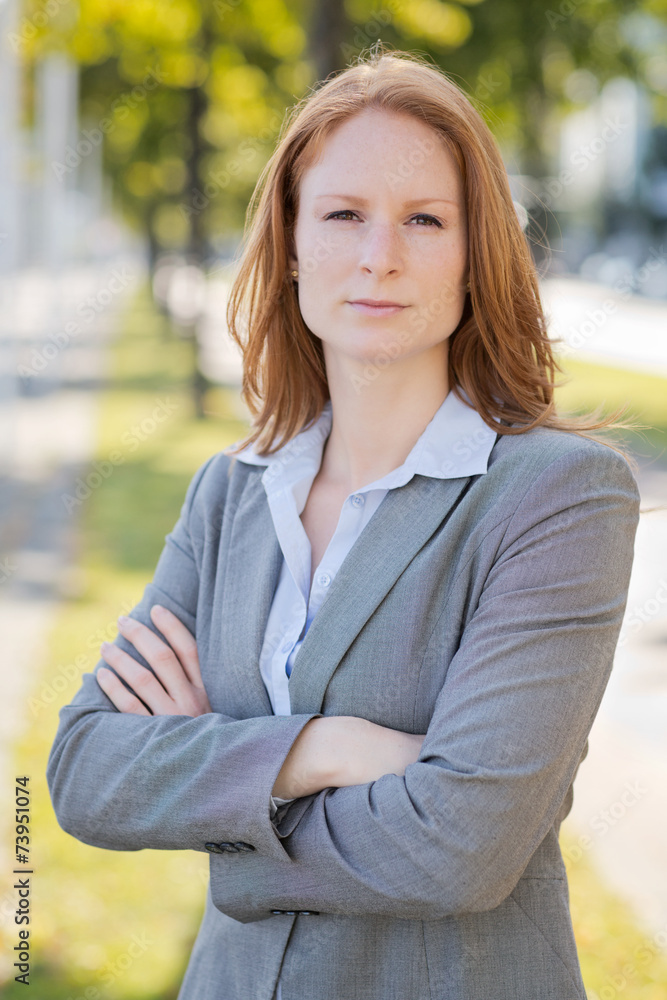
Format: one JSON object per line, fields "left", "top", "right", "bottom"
{"left": 184, "top": 452, "right": 232, "bottom": 527}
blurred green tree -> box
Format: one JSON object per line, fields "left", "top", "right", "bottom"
{"left": 16, "top": 0, "right": 311, "bottom": 265}
{"left": 15, "top": 0, "right": 663, "bottom": 263}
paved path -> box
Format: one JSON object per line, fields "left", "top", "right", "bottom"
{"left": 541, "top": 276, "right": 667, "bottom": 376}
{"left": 0, "top": 255, "right": 143, "bottom": 965}
{"left": 537, "top": 278, "right": 667, "bottom": 937}
{"left": 564, "top": 464, "right": 667, "bottom": 936}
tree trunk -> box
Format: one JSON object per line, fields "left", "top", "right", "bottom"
{"left": 184, "top": 37, "right": 210, "bottom": 419}
{"left": 308, "top": 0, "right": 349, "bottom": 80}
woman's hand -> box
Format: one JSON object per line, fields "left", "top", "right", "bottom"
{"left": 96, "top": 605, "right": 212, "bottom": 717}
{"left": 272, "top": 716, "right": 426, "bottom": 799}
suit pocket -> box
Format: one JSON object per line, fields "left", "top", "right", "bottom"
{"left": 421, "top": 879, "right": 586, "bottom": 1000}
{"left": 507, "top": 878, "right": 586, "bottom": 998}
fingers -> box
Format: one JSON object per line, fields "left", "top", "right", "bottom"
{"left": 100, "top": 609, "right": 212, "bottom": 717}
{"left": 115, "top": 613, "right": 193, "bottom": 703}
{"left": 149, "top": 605, "right": 204, "bottom": 688}
{"left": 98, "top": 641, "right": 174, "bottom": 715}
{"left": 96, "top": 666, "right": 151, "bottom": 716}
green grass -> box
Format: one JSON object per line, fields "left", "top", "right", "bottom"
{"left": 554, "top": 356, "right": 667, "bottom": 466}
{"left": 2, "top": 287, "right": 666, "bottom": 997}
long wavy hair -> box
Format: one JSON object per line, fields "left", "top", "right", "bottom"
{"left": 225, "top": 42, "right": 630, "bottom": 457}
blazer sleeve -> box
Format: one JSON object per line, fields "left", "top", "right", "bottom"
{"left": 207, "top": 443, "right": 641, "bottom": 922}
{"left": 46, "top": 453, "right": 320, "bottom": 858}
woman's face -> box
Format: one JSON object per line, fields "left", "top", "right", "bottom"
{"left": 289, "top": 108, "right": 468, "bottom": 379}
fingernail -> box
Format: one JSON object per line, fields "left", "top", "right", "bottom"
{"left": 117, "top": 616, "right": 129, "bottom": 625}
{"left": 101, "top": 641, "right": 110, "bottom": 651}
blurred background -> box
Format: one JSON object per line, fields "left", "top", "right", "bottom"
{"left": 0, "top": 0, "right": 666, "bottom": 996}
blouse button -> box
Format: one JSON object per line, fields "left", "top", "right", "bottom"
{"left": 317, "top": 572, "right": 331, "bottom": 588}
{"left": 351, "top": 494, "right": 365, "bottom": 507}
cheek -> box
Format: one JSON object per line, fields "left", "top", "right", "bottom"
{"left": 296, "top": 223, "right": 355, "bottom": 279}
{"left": 295, "top": 284, "right": 331, "bottom": 340}
{"left": 412, "top": 256, "right": 467, "bottom": 339}
{"left": 299, "top": 262, "right": 348, "bottom": 308}
{"left": 419, "top": 262, "right": 466, "bottom": 315}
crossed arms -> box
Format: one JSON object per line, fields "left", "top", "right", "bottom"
{"left": 47, "top": 443, "right": 640, "bottom": 922}
{"left": 96, "top": 606, "right": 425, "bottom": 799}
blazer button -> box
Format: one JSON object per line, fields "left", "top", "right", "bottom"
{"left": 205, "top": 841, "right": 240, "bottom": 854}
{"left": 204, "top": 842, "right": 226, "bottom": 854}
{"left": 233, "top": 842, "right": 256, "bottom": 852}
{"left": 271, "top": 909, "right": 286, "bottom": 915}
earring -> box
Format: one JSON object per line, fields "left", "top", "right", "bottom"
{"left": 291, "top": 269, "right": 298, "bottom": 279}
{"left": 465, "top": 281, "right": 470, "bottom": 292}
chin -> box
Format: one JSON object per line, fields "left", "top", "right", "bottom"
{"left": 322, "top": 335, "right": 408, "bottom": 370}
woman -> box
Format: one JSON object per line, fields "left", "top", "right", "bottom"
{"left": 48, "top": 45, "right": 640, "bottom": 1000}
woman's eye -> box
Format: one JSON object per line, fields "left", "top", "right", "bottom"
{"left": 324, "top": 211, "right": 442, "bottom": 228}
{"left": 411, "top": 214, "right": 442, "bottom": 228}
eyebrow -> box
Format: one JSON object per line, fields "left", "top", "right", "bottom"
{"left": 313, "top": 194, "right": 459, "bottom": 207}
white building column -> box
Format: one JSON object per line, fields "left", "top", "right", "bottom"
{"left": 34, "top": 53, "right": 79, "bottom": 389}
{"left": 0, "top": 0, "right": 23, "bottom": 474}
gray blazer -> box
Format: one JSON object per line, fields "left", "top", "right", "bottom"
{"left": 47, "top": 422, "right": 640, "bottom": 1000}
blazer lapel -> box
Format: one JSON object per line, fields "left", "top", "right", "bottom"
{"left": 217, "top": 469, "right": 281, "bottom": 718}
{"left": 288, "top": 474, "right": 473, "bottom": 715}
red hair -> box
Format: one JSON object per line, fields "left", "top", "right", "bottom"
{"left": 226, "top": 43, "right": 630, "bottom": 457}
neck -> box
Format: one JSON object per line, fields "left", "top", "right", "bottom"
{"left": 320, "top": 341, "right": 449, "bottom": 494}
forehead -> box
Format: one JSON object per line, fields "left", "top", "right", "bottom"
{"left": 298, "top": 109, "right": 463, "bottom": 199}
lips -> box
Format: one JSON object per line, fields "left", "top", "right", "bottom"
{"left": 348, "top": 300, "right": 407, "bottom": 316}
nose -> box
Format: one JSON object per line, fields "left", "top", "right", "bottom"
{"left": 357, "top": 222, "right": 403, "bottom": 278}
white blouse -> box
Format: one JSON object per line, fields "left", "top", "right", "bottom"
{"left": 229, "top": 389, "right": 497, "bottom": 747}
